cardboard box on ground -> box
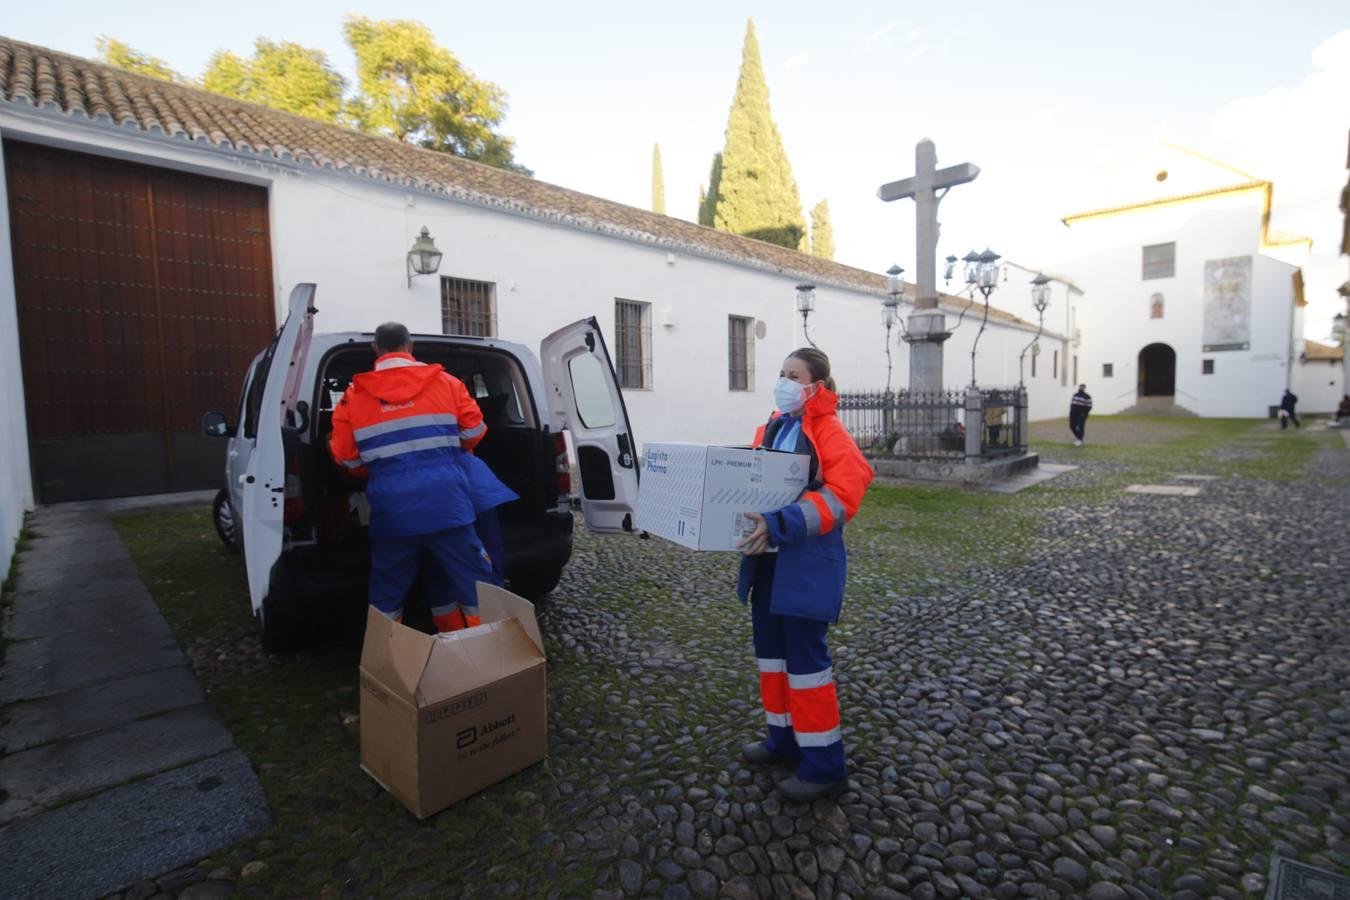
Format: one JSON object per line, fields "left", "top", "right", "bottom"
{"left": 637, "top": 443, "right": 811, "bottom": 551}
{"left": 359, "top": 582, "right": 547, "bottom": 819}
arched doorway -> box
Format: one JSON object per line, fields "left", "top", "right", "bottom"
{"left": 1138, "top": 343, "right": 1176, "bottom": 397}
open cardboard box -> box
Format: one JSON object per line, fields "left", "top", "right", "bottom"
{"left": 359, "top": 582, "right": 547, "bottom": 819}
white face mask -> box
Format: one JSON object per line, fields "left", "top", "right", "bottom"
{"left": 773, "top": 377, "right": 808, "bottom": 414}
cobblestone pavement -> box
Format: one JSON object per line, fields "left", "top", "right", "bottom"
{"left": 103, "top": 419, "right": 1348, "bottom": 899}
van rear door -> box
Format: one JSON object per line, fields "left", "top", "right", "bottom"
{"left": 541, "top": 318, "right": 639, "bottom": 534}
{"left": 240, "top": 284, "right": 316, "bottom": 614}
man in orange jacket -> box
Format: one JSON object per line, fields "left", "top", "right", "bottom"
{"left": 329, "top": 323, "right": 493, "bottom": 632}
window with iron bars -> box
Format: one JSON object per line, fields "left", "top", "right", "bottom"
{"left": 1142, "top": 242, "right": 1176, "bottom": 280}
{"left": 614, "top": 299, "right": 652, "bottom": 390}
{"left": 441, "top": 276, "right": 497, "bottom": 337}
{"left": 728, "top": 315, "right": 754, "bottom": 391}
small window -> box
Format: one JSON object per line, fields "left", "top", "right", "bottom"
{"left": 1150, "top": 292, "right": 1165, "bottom": 319}
{"left": 614, "top": 299, "right": 652, "bottom": 390}
{"left": 728, "top": 316, "right": 754, "bottom": 391}
{"left": 1202, "top": 359, "right": 1215, "bottom": 375}
{"left": 567, "top": 354, "right": 617, "bottom": 429}
{"left": 243, "top": 339, "right": 280, "bottom": 439}
{"left": 1053, "top": 349, "right": 1059, "bottom": 380}
{"left": 442, "top": 276, "right": 497, "bottom": 337}
{"left": 1031, "top": 350, "right": 1038, "bottom": 378}
{"left": 1103, "top": 363, "right": 1114, "bottom": 378}
{"left": 1142, "top": 243, "right": 1175, "bottom": 280}
{"left": 1073, "top": 355, "right": 1079, "bottom": 385}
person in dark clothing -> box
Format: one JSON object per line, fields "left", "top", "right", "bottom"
{"left": 1068, "top": 385, "right": 1093, "bottom": 446}
{"left": 1279, "top": 389, "right": 1301, "bottom": 430}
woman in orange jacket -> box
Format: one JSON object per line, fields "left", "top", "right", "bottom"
{"left": 737, "top": 347, "right": 874, "bottom": 801}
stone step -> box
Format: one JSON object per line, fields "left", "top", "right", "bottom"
{"left": 1117, "top": 397, "right": 1199, "bottom": 417}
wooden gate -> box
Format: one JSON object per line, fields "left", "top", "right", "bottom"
{"left": 4, "top": 140, "right": 276, "bottom": 502}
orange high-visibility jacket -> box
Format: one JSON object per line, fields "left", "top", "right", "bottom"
{"left": 329, "top": 353, "right": 487, "bottom": 538}
{"left": 736, "top": 386, "right": 874, "bottom": 622}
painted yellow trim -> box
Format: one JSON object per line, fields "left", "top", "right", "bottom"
{"left": 1062, "top": 182, "right": 1267, "bottom": 224}
{"left": 1062, "top": 180, "right": 1313, "bottom": 252}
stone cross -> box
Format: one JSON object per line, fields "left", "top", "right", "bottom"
{"left": 877, "top": 139, "right": 980, "bottom": 394}
{"left": 877, "top": 138, "right": 980, "bottom": 310}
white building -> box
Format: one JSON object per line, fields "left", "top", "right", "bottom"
{"left": 1055, "top": 144, "right": 1314, "bottom": 418}
{"left": 0, "top": 38, "right": 1062, "bottom": 572}
{"left": 1293, "top": 340, "right": 1344, "bottom": 414}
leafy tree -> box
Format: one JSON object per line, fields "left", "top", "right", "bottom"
{"left": 710, "top": 20, "right": 805, "bottom": 250}
{"left": 698, "top": 153, "right": 723, "bottom": 227}
{"left": 809, "top": 199, "right": 835, "bottom": 260}
{"left": 95, "top": 37, "right": 183, "bottom": 83}
{"left": 203, "top": 40, "right": 346, "bottom": 124}
{"left": 652, "top": 143, "right": 666, "bottom": 215}
{"left": 343, "top": 16, "right": 530, "bottom": 175}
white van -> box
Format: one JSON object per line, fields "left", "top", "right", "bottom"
{"left": 204, "top": 284, "right": 639, "bottom": 650}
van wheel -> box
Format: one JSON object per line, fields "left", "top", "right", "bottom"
{"left": 213, "top": 489, "right": 240, "bottom": 553}
{"left": 509, "top": 566, "right": 564, "bottom": 602}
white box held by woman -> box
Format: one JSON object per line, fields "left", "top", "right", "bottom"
{"left": 638, "top": 443, "right": 810, "bottom": 551}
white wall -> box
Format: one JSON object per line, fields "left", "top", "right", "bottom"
{"left": 1292, "top": 346, "right": 1344, "bottom": 414}
{"left": 0, "top": 108, "right": 1057, "bottom": 499}
{"left": 1057, "top": 196, "right": 1303, "bottom": 417}
{"left": 0, "top": 132, "right": 36, "bottom": 576}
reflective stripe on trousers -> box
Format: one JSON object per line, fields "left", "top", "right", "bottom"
{"left": 748, "top": 555, "right": 847, "bottom": 784}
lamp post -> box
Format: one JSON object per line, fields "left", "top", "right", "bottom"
{"left": 883, "top": 265, "right": 904, "bottom": 393}
{"left": 406, "top": 226, "right": 444, "bottom": 287}
{"left": 797, "top": 283, "right": 817, "bottom": 348}
{"left": 943, "top": 254, "right": 959, "bottom": 287}
{"left": 965, "top": 247, "right": 1001, "bottom": 385}
{"left": 1019, "top": 273, "right": 1052, "bottom": 386}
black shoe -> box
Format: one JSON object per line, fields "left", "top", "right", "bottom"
{"left": 776, "top": 775, "right": 848, "bottom": 802}
{"left": 741, "top": 742, "right": 778, "bottom": 765}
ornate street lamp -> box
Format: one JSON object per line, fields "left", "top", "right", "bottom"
{"left": 962, "top": 250, "right": 982, "bottom": 286}
{"left": 1020, "top": 273, "right": 1053, "bottom": 386}
{"left": 796, "top": 283, "right": 817, "bottom": 348}
{"left": 943, "top": 254, "right": 959, "bottom": 287}
{"left": 406, "top": 226, "right": 444, "bottom": 287}
{"left": 883, "top": 265, "right": 905, "bottom": 392}
{"left": 966, "top": 247, "right": 1001, "bottom": 385}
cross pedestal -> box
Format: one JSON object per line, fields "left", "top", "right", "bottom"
{"left": 878, "top": 139, "right": 979, "bottom": 395}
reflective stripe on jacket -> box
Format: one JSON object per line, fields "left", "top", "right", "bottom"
{"left": 736, "top": 387, "right": 874, "bottom": 622}
{"left": 329, "top": 353, "right": 485, "bottom": 538}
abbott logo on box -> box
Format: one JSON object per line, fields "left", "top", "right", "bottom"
{"left": 457, "top": 713, "right": 521, "bottom": 759}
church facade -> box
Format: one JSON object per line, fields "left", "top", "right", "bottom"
{"left": 1054, "top": 145, "right": 1314, "bottom": 418}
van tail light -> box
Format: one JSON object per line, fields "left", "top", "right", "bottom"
{"left": 553, "top": 431, "right": 572, "bottom": 498}
{"left": 283, "top": 453, "right": 305, "bottom": 524}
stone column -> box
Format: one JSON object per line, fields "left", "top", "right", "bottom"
{"left": 905, "top": 310, "right": 949, "bottom": 395}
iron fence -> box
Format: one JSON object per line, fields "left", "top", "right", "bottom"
{"left": 976, "top": 387, "right": 1025, "bottom": 457}
{"left": 838, "top": 386, "right": 1026, "bottom": 460}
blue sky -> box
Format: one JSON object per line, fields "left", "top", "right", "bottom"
{"left": 7, "top": 2, "right": 1349, "bottom": 334}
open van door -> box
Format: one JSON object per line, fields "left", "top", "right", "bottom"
{"left": 541, "top": 318, "right": 639, "bottom": 534}
{"left": 240, "top": 284, "right": 316, "bottom": 614}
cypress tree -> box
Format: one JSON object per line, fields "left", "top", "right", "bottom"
{"left": 810, "top": 199, "right": 835, "bottom": 260}
{"left": 712, "top": 20, "right": 805, "bottom": 250}
{"left": 698, "top": 153, "right": 722, "bottom": 227}
{"left": 652, "top": 143, "right": 666, "bottom": 214}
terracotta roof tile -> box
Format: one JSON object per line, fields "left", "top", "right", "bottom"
{"left": 0, "top": 35, "right": 1045, "bottom": 331}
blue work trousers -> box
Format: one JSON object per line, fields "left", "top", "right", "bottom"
{"left": 368, "top": 525, "right": 492, "bottom": 632}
